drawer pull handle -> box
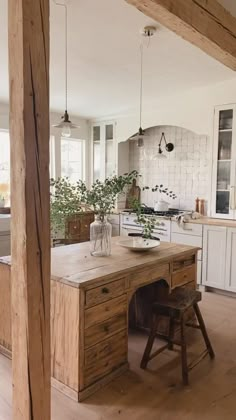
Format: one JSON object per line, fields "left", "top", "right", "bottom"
{"left": 102, "top": 287, "right": 109, "bottom": 294}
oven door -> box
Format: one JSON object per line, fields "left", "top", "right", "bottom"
{"left": 121, "top": 225, "right": 143, "bottom": 237}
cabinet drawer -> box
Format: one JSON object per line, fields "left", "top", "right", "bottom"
{"left": 129, "top": 264, "right": 170, "bottom": 289}
{"left": 85, "top": 278, "right": 126, "bottom": 308}
{"left": 85, "top": 295, "right": 127, "bottom": 329}
{"left": 173, "top": 254, "right": 195, "bottom": 272}
{"left": 84, "top": 329, "right": 127, "bottom": 387}
{"left": 84, "top": 312, "right": 127, "bottom": 349}
{"left": 171, "top": 233, "right": 202, "bottom": 260}
{"left": 172, "top": 265, "right": 196, "bottom": 288}
{"left": 171, "top": 222, "right": 203, "bottom": 236}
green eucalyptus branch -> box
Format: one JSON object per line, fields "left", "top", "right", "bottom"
{"left": 50, "top": 170, "right": 140, "bottom": 237}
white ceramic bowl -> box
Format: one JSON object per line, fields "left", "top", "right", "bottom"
{"left": 118, "top": 238, "right": 160, "bottom": 252}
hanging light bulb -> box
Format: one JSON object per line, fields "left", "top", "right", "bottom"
{"left": 52, "top": 1, "right": 79, "bottom": 137}
{"left": 129, "top": 27, "right": 156, "bottom": 148}
{"left": 62, "top": 125, "right": 71, "bottom": 138}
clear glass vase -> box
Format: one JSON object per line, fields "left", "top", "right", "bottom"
{"left": 90, "top": 215, "right": 112, "bottom": 257}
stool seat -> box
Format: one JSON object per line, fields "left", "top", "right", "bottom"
{"left": 153, "top": 289, "right": 201, "bottom": 318}
{"left": 140, "top": 288, "right": 215, "bottom": 385}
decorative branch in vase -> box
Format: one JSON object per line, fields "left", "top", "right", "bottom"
{"left": 131, "top": 184, "right": 177, "bottom": 240}
{"left": 50, "top": 170, "right": 139, "bottom": 256}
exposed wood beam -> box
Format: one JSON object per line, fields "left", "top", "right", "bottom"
{"left": 8, "top": 0, "right": 51, "bottom": 419}
{"left": 125, "top": 0, "right": 236, "bottom": 71}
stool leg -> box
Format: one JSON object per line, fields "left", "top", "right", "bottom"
{"left": 193, "top": 303, "right": 215, "bottom": 359}
{"left": 180, "top": 315, "right": 189, "bottom": 385}
{"left": 140, "top": 313, "right": 159, "bottom": 369}
{"left": 168, "top": 316, "right": 175, "bottom": 350}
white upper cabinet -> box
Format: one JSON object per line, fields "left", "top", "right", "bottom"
{"left": 91, "top": 121, "right": 117, "bottom": 182}
{"left": 211, "top": 105, "right": 236, "bottom": 219}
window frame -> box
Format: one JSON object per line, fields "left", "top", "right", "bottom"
{"left": 60, "top": 136, "right": 86, "bottom": 183}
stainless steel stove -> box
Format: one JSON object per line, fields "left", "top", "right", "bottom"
{"left": 120, "top": 207, "right": 183, "bottom": 242}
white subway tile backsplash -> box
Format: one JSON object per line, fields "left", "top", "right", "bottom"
{"left": 129, "top": 126, "right": 210, "bottom": 211}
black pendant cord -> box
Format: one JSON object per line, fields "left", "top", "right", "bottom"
{"left": 139, "top": 43, "right": 143, "bottom": 131}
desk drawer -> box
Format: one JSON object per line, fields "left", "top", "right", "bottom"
{"left": 85, "top": 295, "right": 127, "bottom": 329}
{"left": 173, "top": 254, "right": 195, "bottom": 272}
{"left": 129, "top": 264, "right": 170, "bottom": 289}
{"left": 84, "top": 312, "right": 127, "bottom": 349}
{"left": 172, "top": 265, "right": 196, "bottom": 288}
{"left": 84, "top": 329, "right": 127, "bottom": 387}
{"left": 85, "top": 278, "right": 126, "bottom": 308}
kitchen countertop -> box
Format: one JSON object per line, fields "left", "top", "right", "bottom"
{"left": 0, "top": 238, "right": 199, "bottom": 288}
{"left": 175, "top": 216, "right": 236, "bottom": 228}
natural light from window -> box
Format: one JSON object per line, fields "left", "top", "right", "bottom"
{"left": 61, "top": 137, "right": 85, "bottom": 182}
{"left": 0, "top": 130, "right": 10, "bottom": 205}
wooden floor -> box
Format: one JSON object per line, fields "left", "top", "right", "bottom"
{"left": 0, "top": 291, "right": 236, "bottom": 420}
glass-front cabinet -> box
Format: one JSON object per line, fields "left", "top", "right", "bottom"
{"left": 212, "top": 105, "right": 236, "bottom": 219}
{"left": 91, "top": 121, "right": 116, "bottom": 182}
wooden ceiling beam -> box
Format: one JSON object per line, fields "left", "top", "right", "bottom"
{"left": 125, "top": 0, "right": 236, "bottom": 71}
{"left": 8, "top": 0, "right": 51, "bottom": 418}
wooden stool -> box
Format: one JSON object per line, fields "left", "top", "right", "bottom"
{"left": 140, "top": 289, "right": 215, "bottom": 385}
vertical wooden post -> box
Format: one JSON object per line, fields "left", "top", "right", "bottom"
{"left": 8, "top": 1, "right": 51, "bottom": 419}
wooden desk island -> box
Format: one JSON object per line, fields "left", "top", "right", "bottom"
{"left": 0, "top": 238, "right": 199, "bottom": 401}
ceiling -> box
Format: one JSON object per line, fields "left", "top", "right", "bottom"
{"left": 0, "top": 0, "right": 236, "bottom": 119}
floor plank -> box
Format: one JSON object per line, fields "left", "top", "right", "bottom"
{"left": 0, "top": 292, "right": 236, "bottom": 419}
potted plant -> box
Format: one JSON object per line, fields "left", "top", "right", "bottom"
{"left": 0, "top": 194, "right": 5, "bottom": 208}
{"left": 50, "top": 170, "right": 139, "bottom": 255}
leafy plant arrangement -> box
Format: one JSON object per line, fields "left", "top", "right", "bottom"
{"left": 131, "top": 184, "right": 177, "bottom": 239}
{"left": 50, "top": 170, "right": 139, "bottom": 237}
{"left": 0, "top": 194, "right": 5, "bottom": 207}
{"left": 131, "top": 198, "right": 160, "bottom": 239}
{"left": 142, "top": 184, "right": 177, "bottom": 199}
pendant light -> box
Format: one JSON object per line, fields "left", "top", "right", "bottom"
{"left": 53, "top": 1, "right": 79, "bottom": 137}
{"left": 129, "top": 27, "right": 156, "bottom": 148}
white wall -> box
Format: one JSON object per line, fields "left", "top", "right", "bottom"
{"left": 111, "top": 77, "right": 236, "bottom": 143}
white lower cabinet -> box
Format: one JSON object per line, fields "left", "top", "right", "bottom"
{"left": 171, "top": 222, "right": 203, "bottom": 285}
{"left": 202, "top": 225, "right": 227, "bottom": 290}
{"left": 0, "top": 233, "right": 11, "bottom": 257}
{"left": 225, "top": 227, "right": 236, "bottom": 293}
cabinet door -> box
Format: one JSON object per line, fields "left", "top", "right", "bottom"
{"left": 92, "top": 125, "right": 102, "bottom": 181}
{"left": 0, "top": 234, "right": 11, "bottom": 257}
{"left": 225, "top": 227, "right": 236, "bottom": 292}
{"left": 105, "top": 123, "right": 116, "bottom": 178}
{"left": 91, "top": 122, "right": 116, "bottom": 182}
{"left": 202, "top": 225, "right": 227, "bottom": 289}
{"left": 211, "top": 105, "right": 236, "bottom": 219}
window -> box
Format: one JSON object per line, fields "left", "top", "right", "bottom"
{"left": 0, "top": 131, "right": 10, "bottom": 203}
{"left": 61, "top": 137, "right": 85, "bottom": 182}
{"left": 50, "top": 136, "right": 56, "bottom": 179}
